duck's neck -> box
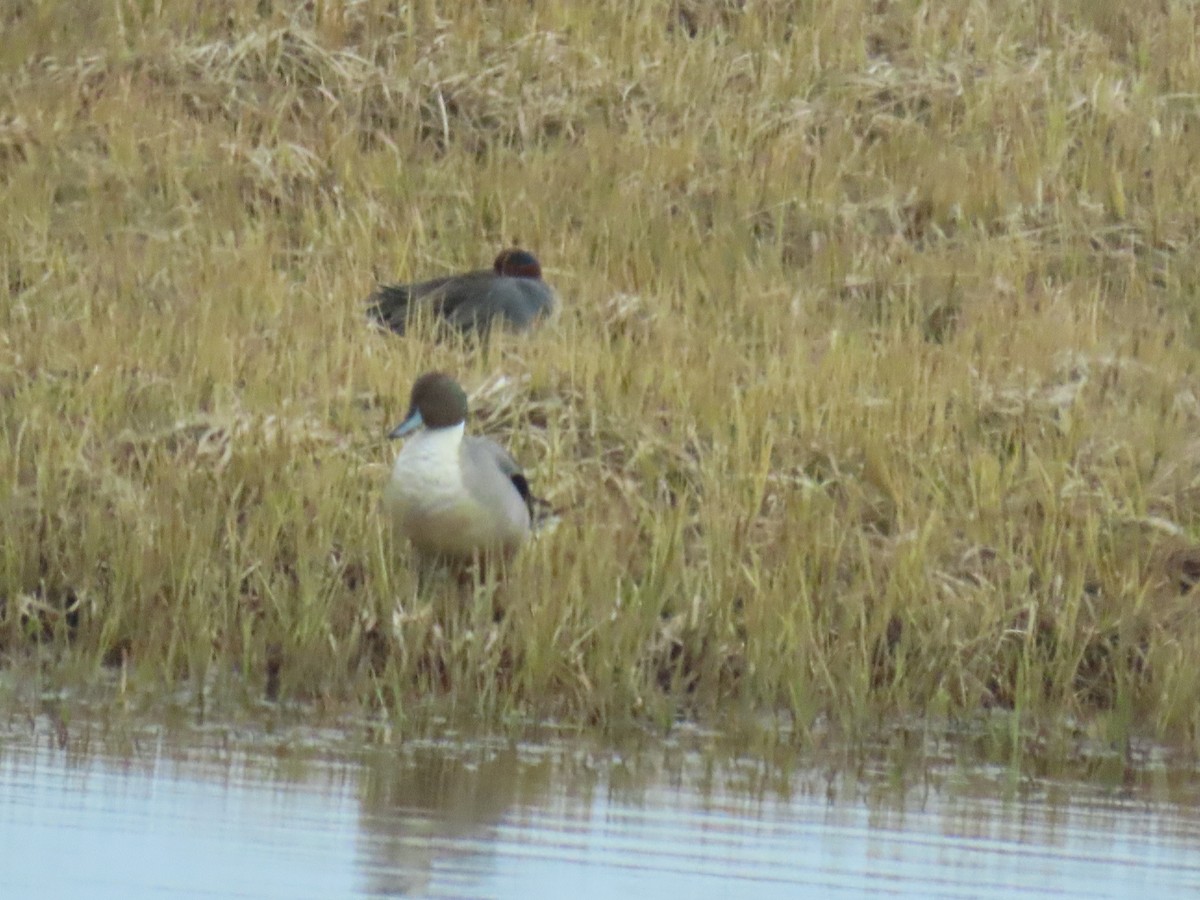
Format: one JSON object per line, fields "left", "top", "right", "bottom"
{"left": 396, "top": 421, "right": 466, "bottom": 472}
{"left": 412, "top": 420, "right": 464, "bottom": 450}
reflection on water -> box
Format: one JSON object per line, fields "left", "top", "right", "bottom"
{"left": 1, "top": 712, "right": 1198, "bottom": 898}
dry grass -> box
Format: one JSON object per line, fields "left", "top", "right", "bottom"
{"left": 4, "top": 0, "right": 1200, "bottom": 744}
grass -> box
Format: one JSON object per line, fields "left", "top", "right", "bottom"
{"left": 3, "top": 0, "right": 1200, "bottom": 746}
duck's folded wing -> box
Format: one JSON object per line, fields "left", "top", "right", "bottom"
{"left": 367, "top": 270, "right": 489, "bottom": 334}
{"left": 463, "top": 436, "right": 535, "bottom": 522}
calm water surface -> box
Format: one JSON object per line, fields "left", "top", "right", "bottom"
{"left": 2, "top": 711, "right": 1199, "bottom": 898}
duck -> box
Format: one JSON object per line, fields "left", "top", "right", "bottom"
{"left": 384, "top": 372, "right": 534, "bottom": 562}
{"left": 368, "top": 248, "right": 555, "bottom": 337}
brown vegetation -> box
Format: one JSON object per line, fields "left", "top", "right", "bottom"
{"left": 3, "top": 1, "right": 1200, "bottom": 744}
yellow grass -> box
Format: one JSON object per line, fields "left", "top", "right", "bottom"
{"left": 3, "top": 0, "right": 1200, "bottom": 744}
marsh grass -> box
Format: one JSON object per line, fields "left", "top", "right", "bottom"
{"left": 3, "top": 0, "right": 1200, "bottom": 745}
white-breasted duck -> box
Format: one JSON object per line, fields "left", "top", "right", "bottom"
{"left": 384, "top": 372, "right": 534, "bottom": 561}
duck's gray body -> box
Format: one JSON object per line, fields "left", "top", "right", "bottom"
{"left": 369, "top": 249, "right": 554, "bottom": 337}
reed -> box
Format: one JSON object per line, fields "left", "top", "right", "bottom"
{"left": 3, "top": 0, "right": 1200, "bottom": 746}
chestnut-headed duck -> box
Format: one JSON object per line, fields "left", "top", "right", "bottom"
{"left": 369, "top": 248, "right": 554, "bottom": 337}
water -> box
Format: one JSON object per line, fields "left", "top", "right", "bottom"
{"left": 1, "top": 713, "right": 1198, "bottom": 898}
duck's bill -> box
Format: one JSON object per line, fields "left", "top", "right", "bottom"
{"left": 388, "top": 409, "right": 423, "bottom": 439}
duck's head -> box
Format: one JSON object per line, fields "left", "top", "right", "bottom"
{"left": 389, "top": 371, "right": 469, "bottom": 438}
{"left": 493, "top": 248, "right": 542, "bottom": 280}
